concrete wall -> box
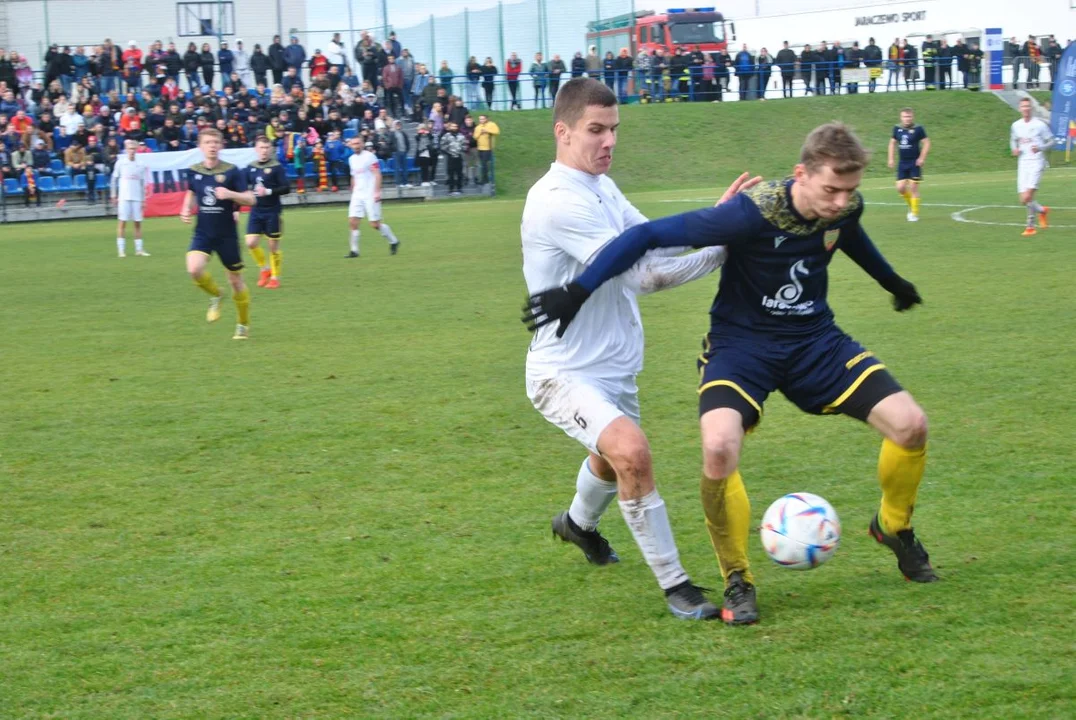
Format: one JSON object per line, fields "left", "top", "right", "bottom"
{"left": 4, "top": 0, "right": 307, "bottom": 64}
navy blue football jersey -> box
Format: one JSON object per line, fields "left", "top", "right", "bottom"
{"left": 892, "top": 124, "right": 927, "bottom": 164}
{"left": 186, "top": 161, "right": 247, "bottom": 237}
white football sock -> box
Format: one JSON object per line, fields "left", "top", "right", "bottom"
{"left": 1026, "top": 204, "right": 1036, "bottom": 227}
{"left": 568, "top": 458, "right": 618, "bottom": 532}
{"left": 378, "top": 223, "right": 399, "bottom": 245}
{"left": 618, "top": 489, "right": 689, "bottom": 590}
{"left": 117, "top": 238, "right": 125, "bottom": 254}
{"left": 1030, "top": 200, "right": 1044, "bottom": 213}
{"left": 349, "top": 230, "right": 360, "bottom": 253}
{"left": 134, "top": 238, "right": 144, "bottom": 253}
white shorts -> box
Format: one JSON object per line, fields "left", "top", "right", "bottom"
{"left": 117, "top": 200, "right": 144, "bottom": 222}
{"left": 348, "top": 194, "right": 382, "bottom": 221}
{"left": 526, "top": 373, "right": 640, "bottom": 455}
{"left": 1018, "top": 163, "right": 1045, "bottom": 193}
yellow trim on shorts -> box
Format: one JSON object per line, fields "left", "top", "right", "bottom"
{"left": 698, "top": 379, "right": 762, "bottom": 415}
{"left": 186, "top": 250, "right": 211, "bottom": 257}
{"left": 823, "top": 364, "right": 887, "bottom": 414}
{"left": 845, "top": 350, "right": 875, "bottom": 370}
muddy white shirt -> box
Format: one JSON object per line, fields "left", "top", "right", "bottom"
{"left": 522, "top": 161, "right": 726, "bottom": 379}
{"left": 1010, "top": 117, "right": 1053, "bottom": 167}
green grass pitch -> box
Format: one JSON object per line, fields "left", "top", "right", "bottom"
{"left": 2, "top": 97, "right": 1074, "bottom": 718}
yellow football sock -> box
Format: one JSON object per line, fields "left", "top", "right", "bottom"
{"left": 249, "top": 245, "right": 268, "bottom": 270}
{"left": 233, "top": 287, "right": 251, "bottom": 325}
{"left": 878, "top": 439, "right": 927, "bottom": 533}
{"left": 700, "top": 470, "right": 754, "bottom": 585}
{"left": 194, "top": 271, "right": 221, "bottom": 297}
{"left": 270, "top": 250, "right": 282, "bottom": 278}
{"left": 900, "top": 190, "right": 912, "bottom": 208}
{"left": 910, "top": 195, "right": 920, "bottom": 215}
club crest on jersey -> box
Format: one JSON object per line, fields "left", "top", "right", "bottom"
{"left": 824, "top": 228, "right": 840, "bottom": 251}
{"left": 215, "top": 174, "right": 226, "bottom": 183}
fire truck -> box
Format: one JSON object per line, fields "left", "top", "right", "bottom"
{"left": 585, "top": 7, "right": 732, "bottom": 57}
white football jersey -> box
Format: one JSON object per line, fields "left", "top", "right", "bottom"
{"left": 522, "top": 162, "right": 650, "bottom": 379}
{"left": 112, "top": 155, "right": 149, "bottom": 202}
{"left": 1010, "top": 117, "right": 1053, "bottom": 165}
{"left": 349, "top": 151, "right": 381, "bottom": 195}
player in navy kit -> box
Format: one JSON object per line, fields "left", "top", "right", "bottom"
{"left": 182, "top": 128, "right": 256, "bottom": 340}
{"left": 887, "top": 108, "right": 930, "bottom": 222}
{"left": 524, "top": 123, "right": 937, "bottom": 626}
{"left": 245, "top": 136, "right": 291, "bottom": 289}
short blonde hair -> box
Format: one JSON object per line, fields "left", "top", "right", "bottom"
{"left": 800, "top": 122, "right": 870, "bottom": 175}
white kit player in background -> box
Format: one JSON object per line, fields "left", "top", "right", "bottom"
{"left": 1010, "top": 97, "right": 1054, "bottom": 237}
{"left": 111, "top": 139, "right": 152, "bottom": 257}
{"left": 345, "top": 138, "right": 400, "bottom": 258}
{"left": 521, "top": 78, "right": 758, "bottom": 620}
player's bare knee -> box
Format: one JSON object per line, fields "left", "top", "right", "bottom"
{"left": 245, "top": 235, "right": 259, "bottom": 248}
{"left": 702, "top": 433, "right": 741, "bottom": 480}
{"left": 607, "top": 440, "right": 652, "bottom": 481}
{"left": 890, "top": 406, "right": 928, "bottom": 449}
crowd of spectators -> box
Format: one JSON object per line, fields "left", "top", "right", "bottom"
{"left": 0, "top": 28, "right": 1066, "bottom": 207}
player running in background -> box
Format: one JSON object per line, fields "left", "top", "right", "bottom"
{"left": 111, "top": 139, "right": 151, "bottom": 258}
{"left": 525, "top": 123, "right": 936, "bottom": 626}
{"left": 523, "top": 77, "right": 759, "bottom": 621}
{"left": 245, "top": 136, "right": 291, "bottom": 289}
{"left": 1011, "top": 97, "right": 1052, "bottom": 237}
{"left": 345, "top": 139, "right": 400, "bottom": 258}
{"left": 181, "top": 129, "right": 256, "bottom": 340}
{"left": 887, "top": 108, "right": 930, "bottom": 222}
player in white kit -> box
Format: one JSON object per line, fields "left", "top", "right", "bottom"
{"left": 1010, "top": 97, "right": 1053, "bottom": 237}
{"left": 521, "top": 78, "right": 757, "bottom": 620}
{"left": 111, "top": 139, "right": 151, "bottom": 257}
{"left": 345, "top": 139, "right": 400, "bottom": 258}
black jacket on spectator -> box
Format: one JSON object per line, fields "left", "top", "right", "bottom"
{"left": 775, "top": 48, "right": 797, "bottom": 74}
{"left": 571, "top": 56, "right": 586, "bottom": 77}
{"left": 863, "top": 43, "right": 883, "bottom": 66}
{"left": 164, "top": 51, "right": 182, "bottom": 77}
{"left": 0, "top": 58, "right": 15, "bottom": 88}
{"left": 268, "top": 42, "right": 286, "bottom": 72}
{"left": 251, "top": 51, "right": 269, "bottom": 78}
{"left": 200, "top": 51, "right": 215, "bottom": 76}
{"left": 184, "top": 50, "right": 201, "bottom": 74}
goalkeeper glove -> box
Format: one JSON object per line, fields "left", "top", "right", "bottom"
{"left": 880, "top": 274, "right": 922, "bottom": 312}
{"left": 521, "top": 281, "right": 591, "bottom": 338}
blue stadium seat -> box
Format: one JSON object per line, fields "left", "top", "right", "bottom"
{"left": 285, "top": 165, "right": 299, "bottom": 179}
{"left": 343, "top": 128, "right": 357, "bottom": 140}
{"left": 49, "top": 159, "right": 64, "bottom": 174}
{"left": 96, "top": 173, "right": 110, "bottom": 189}
{"left": 57, "top": 176, "right": 74, "bottom": 191}
{"left": 72, "top": 175, "right": 87, "bottom": 190}
{"left": 379, "top": 160, "right": 390, "bottom": 173}
{"left": 406, "top": 158, "right": 418, "bottom": 172}
{"left": 304, "top": 162, "right": 315, "bottom": 177}
{"left": 144, "top": 138, "right": 159, "bottom": 151}
{"left": 38, "top": 176, "right": 56, "bottom": 192}
{"left": 3, "top": 178, "right": 20, "bottom": 195}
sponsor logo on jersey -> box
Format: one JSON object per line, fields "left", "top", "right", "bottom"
{"left": 761, "top": 260, "right": 815, "bottom": 316}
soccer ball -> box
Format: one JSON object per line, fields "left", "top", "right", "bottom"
{"left": 760, "top": 493, "right": 841, "bottom": 570}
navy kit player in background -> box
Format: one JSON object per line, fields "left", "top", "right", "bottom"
{"left": 524, "top": 123, "right": 936, "bottom": 626}
{"left": 887, "top": 108, "right": 930, "bottom": 222}
{"left": 245, "top": 136, "right": 291, "bottom": 289}
{"left": 181, "top": 128, "right": 256, "bottom": 340}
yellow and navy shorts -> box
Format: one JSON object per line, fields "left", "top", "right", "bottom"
{"left": 697, "top": 325, "right": 903, "bottom": 430}
{"left": 897, "top": 162, "right": 922, "bottom": 182}
{"left": 190, "top": 232, "right": 244, "bottom": 272}
{"left": 246, "top": 209, "right": 282, "bottom": 238}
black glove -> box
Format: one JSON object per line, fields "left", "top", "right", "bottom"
{"left": 880, "top": 274, "right": 922, "bottom": 312}
{"left": 521, "top": 281, "right": 591, "bottom": 338}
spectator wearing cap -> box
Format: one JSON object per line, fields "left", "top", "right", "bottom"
{"left": 218, "top": 42, "right": 234, "bottom": 88}
{"left": 234, "top": 40, "right": 253, "bottom": 88}
{"left": 122, "top": 41, "right": 143, "bottom": 91}
{"left": 284, "top": 36, "right": 306, "bottom": 76}
{"left": 310, "top": 49, "right": 330, "bottom": 79}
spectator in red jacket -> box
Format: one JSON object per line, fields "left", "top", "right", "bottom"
{"left": 121, "top": 41, "right": 143, "bottom": 90}
{"left": 505, "top": 52, "right": 522, "bottom": 110}
{"left": 310, "top": 49, "right": 330, "bottom": 79}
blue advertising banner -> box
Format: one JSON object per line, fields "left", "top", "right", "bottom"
{"left": 1050, "top": 41, "right": 1076, "bottom": 147}
{"left": 985, "top": 28, "right": 1003, "bottom": 90}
